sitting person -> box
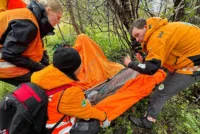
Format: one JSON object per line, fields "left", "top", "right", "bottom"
{"left": 0, "top": 0, "right": 62, "bottom": 86}
{"left": 31, "top": 47, "right": 108, "bottom": 134}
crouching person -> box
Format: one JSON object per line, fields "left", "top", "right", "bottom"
{"left": 0, "top": 0, "right": 63, "bottom": 86}
{"left": 31, "top": 47, "right": 108, "bottom": 134}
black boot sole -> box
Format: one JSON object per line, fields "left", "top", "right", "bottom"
{"left": 128, "top": 115, "right": 152, "bottom": 129}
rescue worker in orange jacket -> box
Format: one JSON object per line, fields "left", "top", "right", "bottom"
{"left": 124, "top": 17, "right": 200, "bottom": 129}
{"left": 31, "top": 47, "right": 108, "bottom": 134}
{"left": 0, "top": 0, "right": 63, "bottom": 86}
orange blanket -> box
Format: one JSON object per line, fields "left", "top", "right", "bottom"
{"left": 73, "top": 34, "right": 124, "bottom": 89}
{"left": 95, "top": 69, "right": 166, "bottom": 121}
{"left": 72, "top": 34, "right": 166, "bottom": 121}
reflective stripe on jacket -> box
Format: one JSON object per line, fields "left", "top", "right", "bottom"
{"left": 46, "top": 116, "right": 76, "bottom": 134}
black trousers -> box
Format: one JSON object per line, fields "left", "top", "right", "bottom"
{"left": 147, "top": 72, "right": 200, "bottom": 119}
{"left": 0, "top": 72, "right": 32, "bottom": 86}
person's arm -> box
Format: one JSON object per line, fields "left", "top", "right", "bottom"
{"left": 58, "top": 87, "right": 107, "bottom": 121}
{"left": 127, "top": 59, "right": 161, "bottom": 75}
{"left": 1, "top": 19, "right": 45, "bottom": 71}
{"left": 125, "top": 31, "right": 171, "bottom": 75}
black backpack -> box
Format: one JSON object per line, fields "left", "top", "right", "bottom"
{"left": 0, "top": 82, "right": 71, "bottom": 134}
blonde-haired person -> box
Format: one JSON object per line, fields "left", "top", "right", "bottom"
{"left": 0, "top": 0, "right": 63, "bottom": 86}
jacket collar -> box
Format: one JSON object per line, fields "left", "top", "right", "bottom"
{"left": 31, "top": 65, "right": 74, "bottom": 90}
{"left": 142, "top": 17, "right": 168, "bottom": 52}
{"left": 28, "top": 1, "right": 54, "bottom": 38}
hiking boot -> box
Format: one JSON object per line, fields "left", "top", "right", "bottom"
{"left": 128, "top": 115, "right": 153, "bottom": 129}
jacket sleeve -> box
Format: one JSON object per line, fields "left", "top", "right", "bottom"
{"left": 58, "top": 87, "right": 107, "bottom": 121}
{"left": 128, "top": 59, "right": 161, "bottom": 75}
{"left": 1, "top": 19, "right": 45, "bottom": 71}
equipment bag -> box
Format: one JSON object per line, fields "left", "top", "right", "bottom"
{"left": 0, "top": 82, "right": 71, "bottom": 134}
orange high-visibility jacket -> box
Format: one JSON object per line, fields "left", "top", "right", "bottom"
{"left": 142, "top": 17, "right": 200, "bottom": 74}
{"left": 0, "top": 8, "right": 44, "bottom": 78}
{"left": 31, "top": 65, "right": 106, "bottom": 130}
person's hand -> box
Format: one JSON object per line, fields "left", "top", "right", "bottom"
{"left": 136, "top": 52, "right": 143, "bottom": 62}
{"left": 124, "top": 54, "right": 131, "bottom": 66}
{"left": 101, "top": 118, "right": 110, "bottom": 128}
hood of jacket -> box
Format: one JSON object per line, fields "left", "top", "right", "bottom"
{"left": 142, "top": 17, "right": 168, "bottom": 51}
{"left": 28, "top": 1, "right": 54, "bottom": 38}
{"left": 31, "top": 64, "right": 74, "bottom": 90}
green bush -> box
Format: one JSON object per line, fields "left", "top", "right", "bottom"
{"left": 0, "top": 82, "right": 15, "bottom": 99}
{"left": 85, "top": 31, "right": 128, "bottom": 63}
